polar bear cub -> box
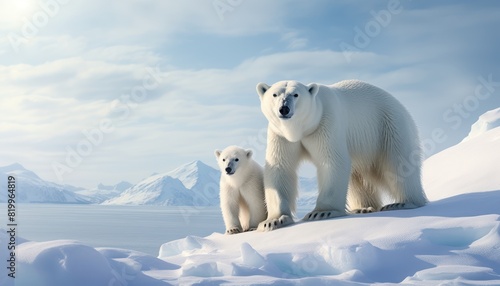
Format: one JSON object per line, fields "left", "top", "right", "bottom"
{"left": 256, "top": 80, "right": 428, "bottom": 231}
{"left": 215, "top": 145, "right": 267, "bottom": 234}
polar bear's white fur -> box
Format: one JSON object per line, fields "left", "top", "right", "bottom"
{"left": 256, "top": 80, "right": 428, "bottom": 231}
{"left": 215, "top": 145, "right": 267, "bottom": 234}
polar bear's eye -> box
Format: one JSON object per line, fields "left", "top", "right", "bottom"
{"left": 272, "top": 94, "right": 277, "bottom": 97}
{"left": 235, "top": 158, "right": 239, "bottom": 162}
{"left": 222, "top": 159, "right": 225, "bottom": 162}
{"left": 293, "top": 94, "right": 299, "bottom": 98}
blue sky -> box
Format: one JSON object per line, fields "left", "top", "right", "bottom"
{"left": 1, "top": 0, "right": 499, "bottom": 188}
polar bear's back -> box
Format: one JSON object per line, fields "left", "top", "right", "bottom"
{"left": 327, "top": 80, "right": 417, "bottom": 131}
{"left": 330, "top": 80, "right": 402, "bottom": 108}
{"left": 322, "top": 80, "right": 421, "bottom": 163}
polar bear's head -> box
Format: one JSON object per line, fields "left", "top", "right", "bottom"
{"left": 256, "top": 80, "right": 320, "bottom": 142}
{"left": 215, "top": 145, "right": 253, "bottom": 178}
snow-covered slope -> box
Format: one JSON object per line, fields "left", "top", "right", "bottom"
{"left": 423, "top": 110, "right": 500, "bottom": 201}
{"left": 0, "top": 163, "right": 89, "bottom": 204}
{"left": 75, "top": 181, "right": 132, "bottom": 203}
{"left": 103, "top": 161, "right": 220, "bottom": 206}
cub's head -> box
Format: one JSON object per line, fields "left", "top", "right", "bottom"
{"left": 214, "top": 145, "right": 253, "bottom": 177}
{"left": 256, "top": 80, "right": 320, "bottom": 142}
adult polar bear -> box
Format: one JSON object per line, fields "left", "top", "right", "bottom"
{"left": 256, "top": 79, "right": 427, "bottom": 231}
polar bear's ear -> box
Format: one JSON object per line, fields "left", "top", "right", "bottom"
{"left": 307, "top": 83, "right": 319, "bottom": 98}
{"left": 256, "top": 83, "right": 270, "bottom": 99}
{"left": 245, "top": 149, "right": 253, "bottom": 158}
{"left": 214, "top": 150, "right": 222, "bottom": 158}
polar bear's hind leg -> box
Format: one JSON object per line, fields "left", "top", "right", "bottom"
{"left": 379, "top": 120, "right": 428, "bottom": 212}
{"left": 347, "top": 170, "right": 383, "bottom": 214}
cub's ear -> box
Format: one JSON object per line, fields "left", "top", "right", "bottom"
{"left": 307, "top": 83, "right": 319, "bottom": 97}
{"left": 214, "top": 150, "right": 221, "bottom": 158}
{"left": 245, "top": 149, "right": 253, "bottom": 158}
{"left": 256, "top": 83, "right": 270, "bottom": 99}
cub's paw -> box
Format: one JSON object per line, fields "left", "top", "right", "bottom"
{"left": 225, "top": 227, "right": 243, "bottom": 235}
{"left": 303, "top": 210, "right": 345, "bottom": 221}
{"left": 350, "top": 207, "right": 375, "bottom": 214}
{"left": 257, "top": 215, "right": 294, "bottom": 232}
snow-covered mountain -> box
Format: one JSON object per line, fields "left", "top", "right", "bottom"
{"left": 75, "top": 181, "right": 132, "bottom": 203}
{"left": 165, "top": 160, "right": 221, "bottom": 206}
{"left": 103, "top": 161, "right": 221, "bottom": 206}
{"left": 102, "top": 175, "right": 191, "bottom": 205}
{"left": 0, "top": 163, "right": 89, "bottom": 204}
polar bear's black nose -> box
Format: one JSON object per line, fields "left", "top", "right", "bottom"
{"left": 279, "top": 106, "right": 290, "bottom": 116}
{"left": 225, "top": 167, "right": 232, "bottom": 174}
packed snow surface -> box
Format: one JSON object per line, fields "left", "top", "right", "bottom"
{"left": 1, "top": 108, "right": 499, "bottom": 285}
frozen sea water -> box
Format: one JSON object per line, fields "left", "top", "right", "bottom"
{"left": 10, "top": 203, "right": 312, "bottom": 256}
{"left": 13, "top": 204, "right": 225, "bottom": 256}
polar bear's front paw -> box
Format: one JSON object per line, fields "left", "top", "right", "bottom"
{"left": 350, "top": 207, "right": 375, "bottom": 214}
{"left": 257, "top": 215, "right": 294, "bottom": 232}
{"left": 225, "top": 227, "right": 243, "bottom": 235}
{"left": 303, "top": 210, "right": 345, "bottom": 221}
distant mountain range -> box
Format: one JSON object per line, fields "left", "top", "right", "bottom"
{"left": 0, "top": 160, "right": 317, "bottom": 206}
{"left": 75, "top": 181, "right": 132, "bottom": 204}
{"left": 102, "top": 160, "right": 221, "bottom": 206}
{"left": 2, "top": 107, "right": 499, "bottom": 206}
{"left": 0, "top": 163, "right": 88, "bottom": 204}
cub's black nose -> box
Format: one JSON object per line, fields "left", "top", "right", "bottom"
{"left": 279, "top": 106, "right": 290, "bottom": 116}
{"left": 225, "top": 167, "right": 232, "bottom": 174}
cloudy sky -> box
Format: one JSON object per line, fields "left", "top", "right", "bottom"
{"left": 1, "top": 0, "right": 499, "bottom": 188}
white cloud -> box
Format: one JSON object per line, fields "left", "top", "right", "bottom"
{"left": 281, "top": 31, "right": 309, "bottom": 50}
{"left": 1, "top": 1, "right": 499, "bottom": 187}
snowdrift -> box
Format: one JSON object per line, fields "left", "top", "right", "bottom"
{"left": 462, "top": 107, "right": 500, "bottom": 141}
{"left": 158, "top": 192, "right": 500, "bottom": 285}
{"left": 423, "top": 112, "right": 500, "bottom": 201}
